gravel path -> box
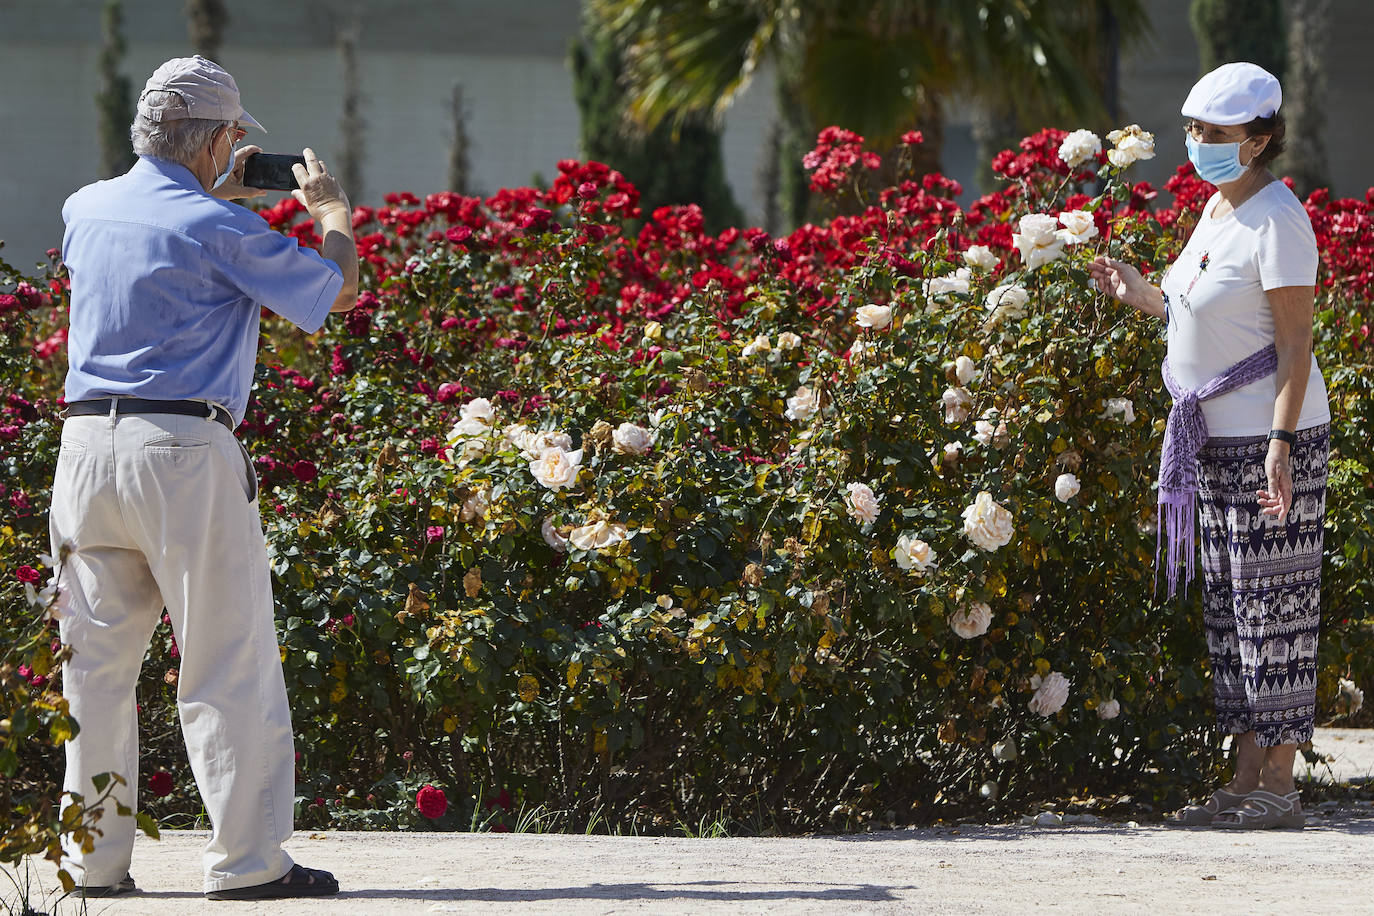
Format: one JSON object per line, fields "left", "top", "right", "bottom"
{"left": 8, "top": 728, "right": 1372, "bottom": 915}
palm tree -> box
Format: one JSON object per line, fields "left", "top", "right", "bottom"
{"left": 591, "top": 0, "right": 1149, "bottom": 223}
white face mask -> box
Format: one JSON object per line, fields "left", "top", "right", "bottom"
{"left": 211, "top": 128, "right": 236, "bottom": 189}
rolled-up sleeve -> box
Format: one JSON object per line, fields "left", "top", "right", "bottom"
{"left": 214, "top": 216, "right": 344, "bottom": 334}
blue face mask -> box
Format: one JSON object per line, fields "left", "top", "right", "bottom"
{"left": 1185, "top": 134, "right": 1252, "bottom": 184}
{"left": 211, "top": 131, "right": 237, "bottom": 190}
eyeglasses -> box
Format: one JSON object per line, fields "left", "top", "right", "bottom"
{"left": 226, "top": 122, "right": 246, "bottom": 142}
{"left": 1183, "top": 120, "right": 1250, "bottom": 144}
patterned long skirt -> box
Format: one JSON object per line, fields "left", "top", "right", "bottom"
{"left": 1195, "top": 424, "right": 1329, "bottom": 747}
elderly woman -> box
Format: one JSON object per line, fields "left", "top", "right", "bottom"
{"left": 1088, "top": 62, "right": 1328, "bottom": 830}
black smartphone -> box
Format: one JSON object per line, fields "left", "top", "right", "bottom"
{"left": 242, "top": 153, "right": 306, "bottom": 191}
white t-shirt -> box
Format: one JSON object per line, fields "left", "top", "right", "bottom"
{"left": 1160, "top": 180, "right": 1330, "bottom": 437}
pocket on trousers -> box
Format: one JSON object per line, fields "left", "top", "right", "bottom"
{"left": 233, "top": 437, "right": 259, "bottom": 504}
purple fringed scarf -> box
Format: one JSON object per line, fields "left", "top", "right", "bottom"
{"left": 1157, "top": 343, "right": 1278, "bottom": 598}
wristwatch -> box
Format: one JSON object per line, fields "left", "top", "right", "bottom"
{"left": 1268, "top": 428, "right": 1297, "bottom": 446}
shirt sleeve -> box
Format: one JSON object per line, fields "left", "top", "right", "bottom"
{"left": 213, "top": 212, "right": 345, "bottom": 334}
{"left": 1255, "top": 198, "right": 1319, "bottom": 291}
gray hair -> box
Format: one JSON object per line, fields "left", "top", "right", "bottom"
{"left": 129, "top": 91, "right": 229, "bottom": 164}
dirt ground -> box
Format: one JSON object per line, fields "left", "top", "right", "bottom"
{"left": 8, "top": 728, "right": 1372, "bottom": 915}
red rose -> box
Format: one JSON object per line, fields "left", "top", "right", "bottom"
{"left": 425, "top": 526, "right": 445, "bottom": 543}
{"left": 15, "top": 565, "right": 41, "bottom": 584}
{"left": 416, "top": 784, "right": 447, "bottom": 819}
{"left": 148, "top": 771, "right": 174, "bottom": 797}
{"left": 291, "top": 460, "right": 318, "bottom": 483}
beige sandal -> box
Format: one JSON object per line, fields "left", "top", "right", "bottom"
{"left": 1165, "top": 788, "right": 1249, "bottom": 827}
{"left": 1211, "top": 790, "right": 1305, "bottom": 830}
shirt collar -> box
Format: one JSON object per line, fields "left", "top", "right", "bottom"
{"left": 135, "top": 155, "right": 205, "bottom": 192}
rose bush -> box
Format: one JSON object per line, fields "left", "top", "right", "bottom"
{"left": 3, "top": 125, "right": 1373, "bottom": 837}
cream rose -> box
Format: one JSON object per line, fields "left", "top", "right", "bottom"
{"left": 962, "top": 245, "right": 999, "bottom": 271}
{"left": 942, "top": 387, "right": 974, "bottom": 425}
{"left": 541, "top": 517, "right": 569, "bottom": 552}
{"left": 855, "top": 304, "right": 892, "bottom": 330}
{"left": 1054, "top": 473, "right": 1081, "bottom": 502}
{"left": 1057, "top": 129, "right": 1102, "bottom": 168}
{"left": 949, "top": 601, "right": 992, "bottom": 639}
{"left": 1056, "top": 209, "right": 1099, "bottom": 245}
{"left": 894, "top": 534, "right": 936, "bottom": 575}
{"left": 973, "top": 419, "right": 995, "bottom": 447}
{"left": 942, "top": 441, "right": 964, "bottom": 466}
{"left": 962, "top": 491, "right": 1014, "bottom": 552}
{"left": 926, "top": 267, "right": 972, "bottom": 297}
{"left": 777, "top": 331, "right": 802, "bottom": 350}
{"left": 845, "top": 482, "right": 880, "bottom": 524}
{"left": 568, "top": 518, "right": 628, "bottom": 551}
{"left": 1106, "top": 124, "right": 1156, "bottom": 168}
{"left": 529, "top": 446, "right": 583, "bottom": 490}
{"left": 985, "top": 284, "right": 1029, "bottom": 322}
{"left": 1028, "top": 671, "right": 1070, "bottom": 716}
{"left": 611, "top": 422, "right": 654, "bottom": 456}
{"left": 1100, "top": 398, "right": 1136, "bottom": 424}
{"left": 954, "top": 355, "right": 977, "bottom": 386}
{"left": 1012, "top": 214, "right": 1066, "bottom": 269}
{"left": 741, "top": 334, "right": 772, "bottom": 358}
{"left": 460, "top": 487, "right": 490, "bottom": 521}
{"left": 459, "top": 397, "right": 495, "bottom": 424}
{"left": 1096, "top": 698, "right": 1121, "bottom": 720}
{"left": 786, "top": 385, "right": 820, "bottom": 422}
{"left": 520, "top": 429, "right": 574, "bottom": 460}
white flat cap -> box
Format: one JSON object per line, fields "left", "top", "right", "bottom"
{"left": 1181, "top": 62, "right": 1281, "bottom": 125}
{"left": 138, "top": 55, "right": 265, "bottom": 132}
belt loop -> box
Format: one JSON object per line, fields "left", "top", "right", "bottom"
{"left": 107, "top": 396, "right": 118, "bottom": 427}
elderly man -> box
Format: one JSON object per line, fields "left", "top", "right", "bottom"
{"left": 52, "top": 56, "right": 356, "bottom": 899}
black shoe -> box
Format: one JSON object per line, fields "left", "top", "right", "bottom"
{"left": 206, "top": 864, "right": 339, "bottom": 900}
{"left": 73, "top": 873, "right": 137, "bottom": 898}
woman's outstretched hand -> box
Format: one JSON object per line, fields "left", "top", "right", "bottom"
{"left": 1087, "top": 256, "right": 1166, "bottom": 319}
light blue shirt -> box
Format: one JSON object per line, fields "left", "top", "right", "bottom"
{"left": 61, "top": 156, "right": 343, "bottom": 425}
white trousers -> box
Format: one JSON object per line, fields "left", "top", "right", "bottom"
{"left": 50, "top": 411, "right": 295, "bottom": 892}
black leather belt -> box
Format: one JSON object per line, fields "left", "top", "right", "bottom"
{"left": 66, "top": 398, "right": 235, "bottom": 432}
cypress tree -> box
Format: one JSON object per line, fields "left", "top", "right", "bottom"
{"left": 96, "top": 0, "right": 136, "bottom": 179}
{"left": 336, "top": 27, "right": 365, "bottom": 203}
{"left": 1189, "top": 0, "right": 1286, "bottom": 80}
{"left": 447, "top": 82, "right": 473, "bottom": 195}
{"left": 1283, "top": 0, "right": 1330, "bottom": 196}
{"left": 185, "top": 0, "right": 229, "bottom": 63}
{"left": 571, "top": 22, "right": 743, "bottom": 233}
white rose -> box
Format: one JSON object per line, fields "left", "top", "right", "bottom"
{"left": 855, "top": 304, "right": 892, "bottom": 330}
{"left": 446, "top": 415, "right": 491, "bottom": 447}
{"left": 741, "top": 334, "right": 772, "bottom": 358}
{"left": 962, "top": 491, "right": 1015, "bottom": 552}
{"left": 942, "top": 441, "right": 964, "bottom": 465}
{"left": 1096, "top": 698, "right": 1121, "bottom": 720}
{"left": 954, "top": 355, "right": 977, "bottom": 386}
{"left": 529, "top": 446, "right": 583, "bottom": 490}
{"left": 460, "top": 487, "right": 490, "bottom": 521}
{"left": 1056, "top": 209, "right": 1099, "bottom": 245}
{"left": 1054, "top": 473, "right": 1081, "bottom": 502}
{"left": 1100, "top": 398, "right": 1136, "bottom": 425}
{"left": 963, "top": 245, "right": 999, "bottom": 271}
{"left": 1012, "top": 214, "right": 1066, "bottom": 269}
{"left": 777, "top": 331, "right": 802, "bottom": 350}
{"left": 786, "top": 386, "right": 820, "bottom": 422}
{"left": 925, "top": 267, "right": 972, "bottom": 297}
{"left": 1028, "top": 671, "right": 1070, "bottom": 716}
{"left": 845, "top": 482, "right": 880, "bottom": 524}
{"left": 460, "top": 397, "right": 495, "bottom": 424}
{"left": 568, "top": 519, "right": 628, "bottom": 551}
{"left": 942, "top": 386, "right": 974, "bottom": 425}
{"left": 992, "top": 739, "right": 1018, "bottom": 762}
{"left": 541, "top": 517, "right": 569, "bottom": 552}
{"left": 985, "top": 284, "right": 1029, "bottom": 322}
{"left": 1337, "top": 678, "right": 1365, "bottom": 716}
{"left": 520, "top": 429, "right": 574, "bottom": 460}
{"left": 949, "top": 601, "right": 992, "bottom": 639}
{"left": 973, "top": 419, "right": 996, "bottom": 447}
{"left": 894, "top": 534, "right": 936, "bottom": 575}
{"left": 503, "top": 422, "right": 531, "bottom": 449}
{"left": 849, "top": 337, "right": 873, "bottom": 360}
{"left": 1057, "top": 128, "right": 1102, "bottom": 168}
{"left": 1106, "top": 124, "right": 1156, "bottom": 168}
{"left": 611, "top": 422, "right": 654, "bottom": 456}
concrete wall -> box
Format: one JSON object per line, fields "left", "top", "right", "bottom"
{"left": 0, "top": 0, "right": 1369, "bottom": 271}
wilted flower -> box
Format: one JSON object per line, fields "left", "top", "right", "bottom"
{"left": 529, "top": 446, "right": 583, "bottom": 490}
{"left": 460, "top": 487, "right": 490, "bottom": 521}
{"left": 1054, "top": 473, "right": 1081, "bottom": 502}
{"left": 1028, "top": 672, "right": 1070, "bottom": 716}
{"left": 541, "top": 517, "right": 569, "bottom": 552}
{"left": 954, "top": 355, "right": 977, "bottom": 386}
{"left": 776, "top": 331, "right": 802, "bottom": 350}
{"left": 845, "top": 482, "right": 880, "bottom": 524}
{"left": 949, "top": 601, "right": 993, "bottom": 639}
{"left": 1057, "top": 128, "right": 1102, "bottom": 168}
{"left": 894, "top": 534, "right": 936, "bottom": 575}
{"left": 1097, "top": 698, "right": 1121, "bottom": 720}
{"left": 519, "top": 429, "right": 574, "bottom": 461}
{"left": 785, "top": 385, "right": 821, "bottom": 422}
{"left": 942, "top": 387, "right": 974, "bottom": 425}
{"left": 569, "top": 518, "right": 628, "bottom": 551}
{"left": 1012, "top": 214, "right": 1066, "bottom": 269}
{"left": 1106, "top": 124, "right": 1156, "bottom": 168}
{"left": 962, "top": 491, "right": 1015, "bottom": 552}
{"left": 962, "top": 245, "right": 999, "bottom": 271}
{"left": 1336, "top": 678, "right": 1365, "bottom": 716}
{"left": 741, "top": 334, "right": 772, "bottom": 358}
{"left": 1056, "top": 210, "right": 1099, "bottom": 245}
{"left": 855, "top": 304, "right": 892, "bottom": 330}
{"left": 1100, "top": 398, "right": 1136, "bottom": 424}
{"left": 611, "top": 422, "right": 654, "bottom": 456}
{"left": 925, "top": 267, "right": 972, "bottom": 297}
{"left": 985, "top": 284, "right": 1029, "bottom": 322}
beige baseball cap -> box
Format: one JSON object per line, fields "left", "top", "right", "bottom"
{"left": 137, "top": 55, "right": 266, "bottom": 131}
